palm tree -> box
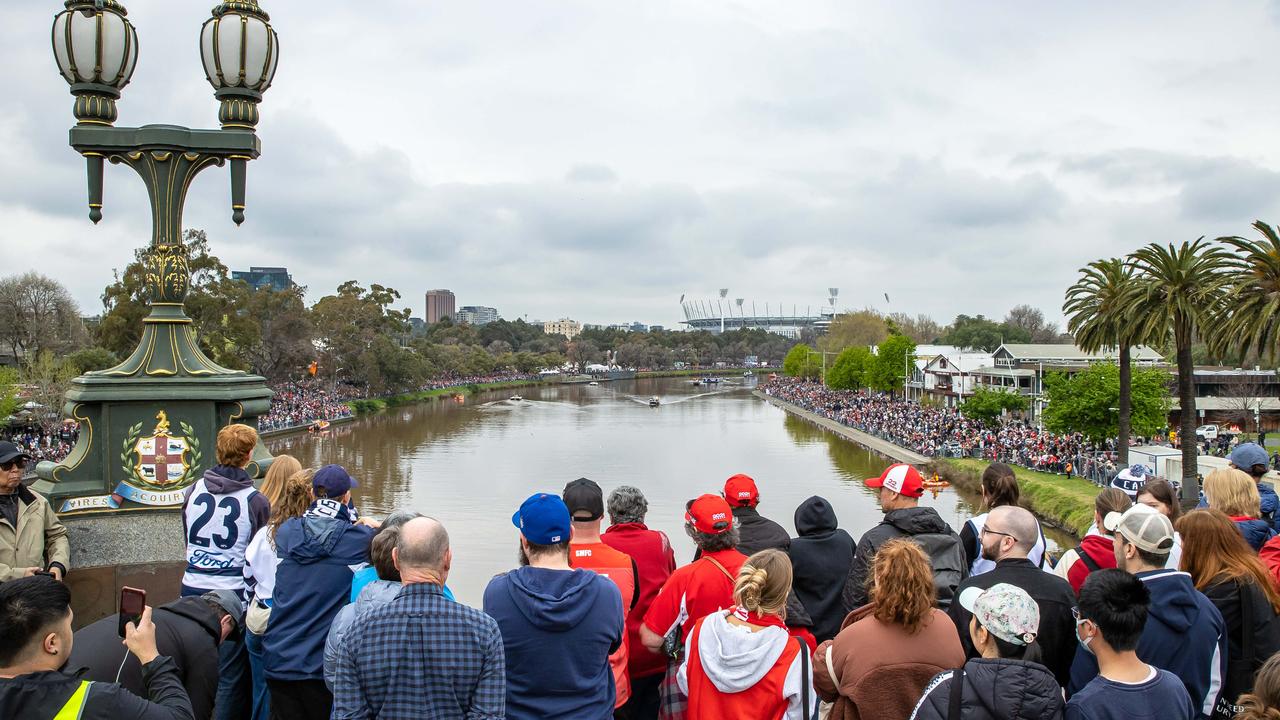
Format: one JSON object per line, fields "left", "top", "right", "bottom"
{"left": 1218, "top": 221, "right": 1280, "bottom": 362}
{"left": 1129, "top": 239, "right": 1232, "bottom": 507}
{"left": 1063, "top": 258, "right": 1146, "bottom": 465}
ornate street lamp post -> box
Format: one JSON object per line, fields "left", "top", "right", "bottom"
{"left": 36, "top": 0, "right": 280, "bottom": 535}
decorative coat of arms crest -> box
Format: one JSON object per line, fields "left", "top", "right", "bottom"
{"left": 116, "top": 410, "right": 203, "bottom": 505}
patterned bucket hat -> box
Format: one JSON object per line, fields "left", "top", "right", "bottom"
{"left": 957, "top": 583, "right": 1040, "bottom": 646}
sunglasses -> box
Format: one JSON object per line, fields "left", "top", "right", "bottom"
{"left": 0, "top": 459, "right": 25, "bottom": 472}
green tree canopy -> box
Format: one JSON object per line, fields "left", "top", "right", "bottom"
{"left": 826, "top": 346, "right": 872, "bottom": 390}
{"left": 783, "top": 344, "right": 820, "bottom": 379}
{"left": 818, "top": 310, "right": 889, "bottom": 353}
{"left": 1041, "top": 363, "right": 1172, "bottom": 443}
{"left": 960, "top": 387, "right": 1028, "bottom": 426}
{"left": 867, "top": 335, "right": 916, "bottom": 393}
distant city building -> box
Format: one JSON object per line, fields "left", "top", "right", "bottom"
{"left": 407, "top": 317, "right": 427, "bottom": 335}
{"left": 582, "top": 323, "right": 606, "bottom": 331}
{"left": 425, "top": 289, "right": 456, "bottom": 324}
{"left": 232, "top": 266, "right": 292, "bottom": 292}
{"left": 544, "top": 318, "right": 582, "bottom": 339}
{"left": 649, "top": 325, "right": 665, "bottom": 332}
{"left": 456, "top": 306, "right": 500, "bottom": 326}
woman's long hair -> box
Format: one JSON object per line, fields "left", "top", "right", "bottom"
{"left": 259, "top": 454, "right": 302, "bottom": 509}
{"left": 734, "top": 549, "right": 792, "bottom": 618}
{"left": 870, "top": 539, "right": 936, "bottom": 635}
{"left": 981, "top": 463, "right": 1019, "bottom": 509}
{"left": 1177, "top": 509, "right": 1280, "bottom": 614}
{"left": 1137, "top": 479, "right": 1182, "bottom": 523}
{"left": 1238, "top": 652, "right": 1280, "bottom": 720}
{"left": 268, "top": 469, "right": 314, "bottom": 548}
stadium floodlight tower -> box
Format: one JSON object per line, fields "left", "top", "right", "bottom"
{"left": 719, "top": 288, "right": 729, "bottom": 333}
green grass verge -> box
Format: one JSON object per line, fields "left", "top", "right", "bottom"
{"left": 933, "top": 458, "right": 1098, "bottom": 538}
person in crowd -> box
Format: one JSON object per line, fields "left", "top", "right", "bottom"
{"left": 0, "top": 440, "right": 69, "bottom": 581}
{"left": 1237, "top": 653, "right": 1280, "bottom": 720}
{"left": 243, "top": 468, "right": 311, "bottom": 720}
{"left": 69, "top": 589, "right": 241, "bottom": 720}
{"left": 911, "top": 583, "right": 1064, "bottom": 720}
{"left": 334, "top": 516, "right": 505, "bottom": 720}
{"left": 679, "top": 549, "right": 816, "bottom": 719}
{"left": 0, "top": 575, "right": 195, "bottom": 719}
{"left": 1176, "top": 509, "right": 1280, "bottom": 719}
{"left": 348, "top": 512, "right": 456, "bottom": 604}
{"left": 564, "top": 477, "right": 638, "bottom": 710}
{"left": 960, "top": 463, "right": 1048, "bottom": 576}
{"left": 1109, "top": 464, "right": 1151, "bottom": 500}
{"left": 258, "top": 454, "right": 301, "bottom": 514}
{"left": 1230, "top": 443, "right": 1279, "bottom": 529}
{"left": 324, "top": 509, "right": 421, "bottom": 690}
{"left": 847, "top": 463, "right": 966, "bottom": 609}
{"left": 1068, "top": 504, "right": 1227, "bottom": 718}
{"left": 640, "top": 493, "right": 748, "bottom": 719}
{"left": 602, "top": 485, "right": 677, "bottom": 720}
{"left": 180, "top": 423, "right": 269, "bottom": 720}
{"left": 263, "top": 464, "right": 376, "bottom": 719}
{"left": 1066, "top": 569, "right": 1196, "bottom": 720}
{"left": 484, "top": 492, "right": 624, "bottom": 720}
{"left": 1136, "top": 479, "right": 1183, "bottom": 569}
{"left": 1052, "top": 488, "right": 1131, "bottom": 594}
{"left": 948, "top": 506, "right": 1077, "bottom": 687}
{"left": 815, "top": 539, "right": 965, "bottom": 720}
{"left": 1204, "top": 467, "right": 1276, "bottom": 551}
{"left": 721, "top": 474, "right": 790, "bottom": 556}
{"left": 790, "top": 495, "right": 856, "bottom": 643}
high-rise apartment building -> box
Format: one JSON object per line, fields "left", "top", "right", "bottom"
{"left": 425, "top": 289, "right": 456, "bottom": 324}
{"left": 231, "top": 267, "right": 293, "bottom": 292}
{"left": 456, "top": 306, "right": 500, "bottom": 326}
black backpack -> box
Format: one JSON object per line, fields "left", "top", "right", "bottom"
{"left": 911, "top": 530, "right": 969, "bottom": 608}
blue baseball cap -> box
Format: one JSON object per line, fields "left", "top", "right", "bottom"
{"left": 1230, "top": 443, "right": 1270, "bottom": 472}
{"left": 313, "top": 464, "right": 358, "bottom": 498}
{"left": 512, "top": 493, "right": 571, "bottom": 545}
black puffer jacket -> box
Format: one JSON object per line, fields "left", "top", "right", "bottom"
{"left": 790, "top": 496, "right": 856, "bottom": 643}
{"left": 910, "top": 658, "right": 1064, "bottom": 720}
{"left": 1203, "top": 578, "right": 1280, "bottom": 718}
{"left": 846, "top": 506, "right": 967, "bottom": 609}
{"left": 733, "top": 505, "right": 791, "bottom": 557}
{"left": 69, "top": 597, "right": 221, "bottom": 720}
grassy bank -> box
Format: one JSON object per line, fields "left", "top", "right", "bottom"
{"left": 347, "top": 378, "right": 552, "bottom": 414}
{"left": 928, "top": 458, "right": 1097, "bottom": 537}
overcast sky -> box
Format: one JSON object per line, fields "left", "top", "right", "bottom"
{"left": 4, "top": 1, "right": 1280, "bottom": 329}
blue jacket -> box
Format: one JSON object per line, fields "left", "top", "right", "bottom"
{"left": 1235, "top": 517, "right": 1276, "bottom": 552}
{"left": 483, "top": 566, "right": 623, "bottom": 720}
{"left": 263, "top": 500, "right": 374, "bottom": 681}
{"left": 1259, "top": 482, "right": 1279, "bottom": 529}
{"left": 1069, "top": 569, "right": 1226, "bottom": 719}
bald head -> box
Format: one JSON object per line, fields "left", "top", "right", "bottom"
{"left": 395, "top": 517, "right": 450, "bottom": 572}
{"left": 989, "top": 505, "right": 1039, "bottom": 556}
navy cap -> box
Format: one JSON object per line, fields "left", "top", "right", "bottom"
{"left": 313, "top": 464, "right": 358, "bottom": 498}
{"left": 0, "top": 442, "right": 32, "bottom": 465}
{"left": 1230, "top": 443, "right": 1270, "bottom": 472}
{"left": 512, "top": 493, "right": 571, "bottom": 545}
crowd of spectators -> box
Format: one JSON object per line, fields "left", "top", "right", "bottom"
{"left": 764, "top": 377, "right": 1138, "bottom": 484}
{"left": 0, "top": 425, "right": 79, "bottom": 466}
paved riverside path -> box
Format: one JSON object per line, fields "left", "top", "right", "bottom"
{"left": 753, "top": 390, "right": 931, "bottom": 466}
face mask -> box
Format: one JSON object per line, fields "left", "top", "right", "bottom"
{"left": 1075, "top": 618, "right": 1095, "bottom": 655}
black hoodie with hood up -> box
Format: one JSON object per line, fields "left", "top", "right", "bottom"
{"left": 845, "top": 506, "right": 967, "bottom": 610}
{"left": 790, "top": 496, "right": 856, "bottom": 643}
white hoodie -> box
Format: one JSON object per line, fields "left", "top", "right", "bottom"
{"left": 678, "top": 611, "right": 814, "bottom": 720}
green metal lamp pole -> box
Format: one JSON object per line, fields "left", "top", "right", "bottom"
{"left": 34, "top": 1, "right": 280, "bottom": 514}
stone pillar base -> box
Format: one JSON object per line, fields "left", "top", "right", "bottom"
{"left": 63, "top": 510, "right": 186, "bottom": 629}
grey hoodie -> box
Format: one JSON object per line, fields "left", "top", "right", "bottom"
{"left": 323, "top": 579, "right": 402, "bottom": 690}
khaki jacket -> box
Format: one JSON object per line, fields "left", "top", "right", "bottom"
{"left": 0, "top": 486, "right": 71, "bottom": 580}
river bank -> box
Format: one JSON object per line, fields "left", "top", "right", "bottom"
{"left": 755, "top": 390, "right": 1094, "bottom": 539}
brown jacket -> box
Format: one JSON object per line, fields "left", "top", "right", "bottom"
{"left": 813, "top": 604, "right": 964, "bottom": 720}
{"left": 0, "top": 486, "right": 70, "bottom": 580}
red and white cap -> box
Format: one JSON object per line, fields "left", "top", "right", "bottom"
{"left": 723, "top": 474, "right": 759, "bottom": 507}
{"left": 865, "top": 463, "right": 925, "bottom": 499}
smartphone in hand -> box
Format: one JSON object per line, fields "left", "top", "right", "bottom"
{"left": 118, "top": 586, "right": 146, "bottom": 638}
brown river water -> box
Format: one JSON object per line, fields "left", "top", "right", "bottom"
{"left": 267, "top": 376, "right": 1069, "bottom": 605}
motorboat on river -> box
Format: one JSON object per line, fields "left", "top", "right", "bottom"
{"left": 649, "top": 397, "right": 661, "bottom": 407}
{"left": 509, "top": 395, "right": 523, "bottom": 402}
